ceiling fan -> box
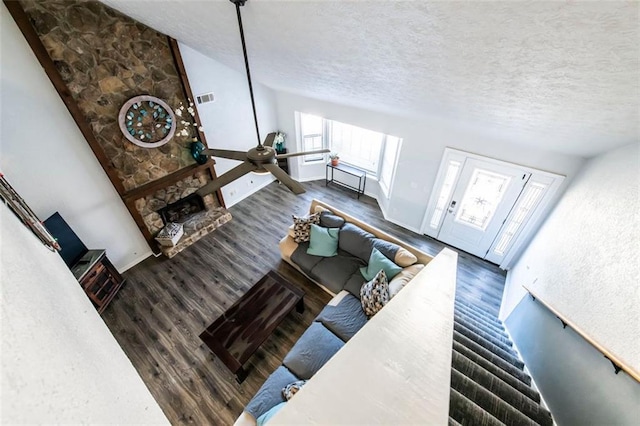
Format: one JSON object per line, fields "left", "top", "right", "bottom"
{"left": 195, "top": 0, "right": 328, "bottom": 197}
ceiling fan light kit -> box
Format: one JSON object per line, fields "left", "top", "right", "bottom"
{"left": 195, "top": 0, "right": 329, "bottom": 198}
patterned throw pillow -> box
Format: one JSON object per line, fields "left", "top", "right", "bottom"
{"left": 292, "top": 213, "right": 320, "bottom": 243}
{"left": 360, "top": 269, "right": 389, "bottom": 317}
{"left": 282, "top": 380, "right": 307, "bottom": 401}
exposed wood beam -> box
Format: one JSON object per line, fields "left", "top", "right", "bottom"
{"left": 3, "top": 0, "right": 125, "bottom": 195}
{"left": 168, "top": 37, "right": 226, "bottom": 208}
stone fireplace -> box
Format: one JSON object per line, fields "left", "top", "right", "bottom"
{"left": 134, "top": 169, "right": 231, "bottom": 258}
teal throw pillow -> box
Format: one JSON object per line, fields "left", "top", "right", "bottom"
{"left": 360, "top": 247, "right": 402, "bottom": 281}
{"left": 256, "top": 402, "right": 286, "bottom": 426}
{"left": 306, "top": 224, "right": 340, "bottom": 257}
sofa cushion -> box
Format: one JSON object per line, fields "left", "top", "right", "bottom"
{"left": 338, "top": 223, "right": 376, "bottom": 261}
{"left": 389, "top": 264, "right": 425, "bottom": 298}
{"left": 307, "top": 224, "right": 339, "bottom": 257}
{"left": 315, "top": 293, "right": 368, "bottom": 341}
{"left": 308, "top": 251, "right": 364, "bottom": 294}
{"left": 320, "top": 211, "right": 346, "bottom": 228}
{"left": 283, "top": 322, "right": 344, "bottom": 379}
{"left": 245, "top": 366, "right": 299, "bottom": 420}
{"left": 360, "top": 247, "right": 402, "bottom": 281}
{"left": 339, "top": 223, "right": 406, "bottom": 266}
{"left": 342, "top": 271, "right": 367, "bottom": 299}
{"left": 292, "top": 213, "right": 320, "bottom": 243}
{"left": 360, "top": 269, "right": 390, "bottom": 317}
{"left": 291, "top": 242, "right": 324, "bottom": 274}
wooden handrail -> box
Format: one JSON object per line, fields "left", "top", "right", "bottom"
{"left": 523, "top": 285, "right": 640, "bottom": 383}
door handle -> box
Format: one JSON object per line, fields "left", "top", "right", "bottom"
{"left": 447, "top": 200, "right": 457, "bottom": 214}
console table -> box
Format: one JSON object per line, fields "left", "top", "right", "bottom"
{"left": 326, "top": 162, "right": 367, "bottom": 199}
{"left": 70, "top": 249, "right": 125, "bottom": 314}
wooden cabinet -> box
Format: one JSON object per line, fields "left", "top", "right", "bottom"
{"left": 71, "top": 250, "right": 125, "bottom": 314}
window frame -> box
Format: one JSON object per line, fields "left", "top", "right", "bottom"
{"left": 297, "top": 112, "right": 400, "bottom": 181}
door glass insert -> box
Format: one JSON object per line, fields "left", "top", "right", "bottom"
{"left": 493, "top": 182, "right": 546, "bottom": 255}
{"left": 455, "top": 168, "right": 511, "bottom": 231}
{"left": 429, "top": 160, "right": 461, "bottom": 229}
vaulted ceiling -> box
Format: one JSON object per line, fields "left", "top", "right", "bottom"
{"left": 100, "top": 0, "right": 639, "bottom": 158}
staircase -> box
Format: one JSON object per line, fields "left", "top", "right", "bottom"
{"left": 449, "top": 299, "right": 554, "bottom": 426}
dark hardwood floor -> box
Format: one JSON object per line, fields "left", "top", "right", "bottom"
{"left": 102, "top": 180, "right": 506, "bottom": 425}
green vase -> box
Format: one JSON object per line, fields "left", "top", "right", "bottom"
{"left": 190, "top": 141, "right": 208, "bottom": 165}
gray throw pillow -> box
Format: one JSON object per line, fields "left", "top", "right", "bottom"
{"left": 320, "top": 211, "right": 346, "bottom": 228}
{"left": 338, "top": 223, "right": 376, "bottom": 261}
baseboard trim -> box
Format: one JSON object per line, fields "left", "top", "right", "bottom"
{"left": 225, "top": 178, "right": 275, "bottom": 208}
{"left": 118, "top": 250, "right": 153, "bottom": 273}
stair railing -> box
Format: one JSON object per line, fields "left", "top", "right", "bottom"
{"left": 523, "top": 285, "right": 639, "bottom": 383}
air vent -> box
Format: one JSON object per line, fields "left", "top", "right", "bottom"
{"left": 196, "top": 92, "right": 215, "bottom": 105}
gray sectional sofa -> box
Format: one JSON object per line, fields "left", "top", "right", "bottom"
{"left": 234, "top": 199, "right": 433, "bottom": 426}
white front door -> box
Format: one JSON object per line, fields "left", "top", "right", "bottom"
{"left": 437, "top": 159, "right": 530, "bottom": 258}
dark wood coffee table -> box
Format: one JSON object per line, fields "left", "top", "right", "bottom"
{"left": 199, "top": 270, "right": 305, "bottom": 383}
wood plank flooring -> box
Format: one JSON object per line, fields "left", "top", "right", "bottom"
{"left": 102, "top": 180, "right": 506, "bottom": 425}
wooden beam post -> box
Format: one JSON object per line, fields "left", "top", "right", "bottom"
{"left": 168, "top": 37, "right": 226, "bottom": 208}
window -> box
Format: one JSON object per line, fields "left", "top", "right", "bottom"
{"left": 299, "top": 113, "right": 324, "bottom": 162}
{"left": 429, "top": 160, "right": 461, "bottom": 229}
{"left": 297, "top": 112, "right": 402, "bottom": 180}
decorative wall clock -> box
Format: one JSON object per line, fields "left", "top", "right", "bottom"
{"left": 118, "top": 95, "right": 177, "bottom": 148}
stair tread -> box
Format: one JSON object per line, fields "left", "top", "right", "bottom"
{"left": 451, "top": 369, "right": 547, "bottom": 426}
{"left": 450, "top": 298, "right": 553, "bottom": 426}
{"left": 453, "top": 342, "right": 541, "bottom": 403}
{"left": 454, "top": 319, "right": 517, "bottom": 356}
{"left": 452, "top": 352, "right": 552, "bottom": 425}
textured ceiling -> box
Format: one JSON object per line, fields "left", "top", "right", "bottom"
{"left": 100, "top": 0, "right": 639, "bottom": 158}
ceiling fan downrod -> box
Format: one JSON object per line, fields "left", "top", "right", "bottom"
{"left": 231, "top": 0, "right": 263, "bottom": 150}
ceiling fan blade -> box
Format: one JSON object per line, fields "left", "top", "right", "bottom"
{"left": 201, "top": 148, "right": 247, "bottom": 162}
{"left": 196, "top": 161, "right": 257, "bottom": 196}
{"left": 263, "top": 132, "right": 277, "bottom": 147}
{"left": 263, "top": 163, "right": 306, "bottom": 195}
{"left": 276, "top": 149, "right": 330, "bottom": 159}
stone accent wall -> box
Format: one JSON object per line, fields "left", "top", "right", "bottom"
{"left": 21, "top": 0, "right": 201, "bottom": 191}
{"left": 17, "top": 0, "right": 227, "bottom": 255}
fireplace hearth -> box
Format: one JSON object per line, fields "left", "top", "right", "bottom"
{"left": 159, "top": 193, "right": 205, "bottom": 224}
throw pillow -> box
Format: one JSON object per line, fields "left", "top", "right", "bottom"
{"left": 360, "top": 247, "right": 402, "bottom": 281}
{"left": 256, "top": 402, "right": 286, "bottom": 426}
{"left": 389, "top": 263, "right": 425, "bottom": 298}
{"left": 319, "top": 211, "right": 346, "bottom": 228}
{"left": 394, "top": 247, "right": 418, "bottom": 267}
{"left": 360, "top": 269, "right": 389, "bottom": 317}
{"left": 292, "top": 212, "right": 320, "bottom": 243}
{"left": 282, "top": 380, "right": 307, "bottom": 401}
{"left": 306, "top": 224, "right": 340, "bottom": 257}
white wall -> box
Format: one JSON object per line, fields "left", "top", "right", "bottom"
{"left": 179, "top": 43, "right": 278, "bottom": 207}
{"left": 500, "top": 142, "right": 640, "bottom": 371}
{"left": 0, "top": 203, "right": 168, "bottom": 424}
{"left": 275, "top": 92, "right": 585, "bottom": 232}
{"left": 0, "top": 4, "right": 151, "bottom": 271}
